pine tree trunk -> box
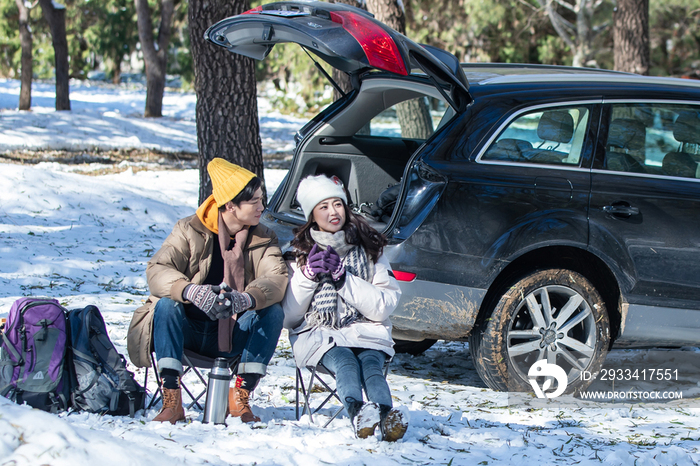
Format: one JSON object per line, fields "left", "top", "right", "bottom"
{"left": 613, "top": 0, "right": 650, "bottom": 75}
{"left": 112, "top": 56, "right": 123, "bottom": 85}
{"left": 39, "top": 0, "right": 71, "bottom": 110}
{"left": 15, "top": 0, "right": 32, "bottom": 111}
{"left": 189, "top": 0, "right": 263, "bottom": 204}
{"left": 366, "top": 0, "right": 404, "bottom": 32}
{"left": 135, "top": 0, "right": 175, "bottom": 117}
{"left": 144, "top": 61, "right": 166, "bottom": 117}
{"left": 331, "top": 69, "right": 353, "bottom": 102}
{"left": 366, "top": 0, "right": 433, "bottom": 139}
{"left": 397, "top": 98, "right": 433, "bottom": 139}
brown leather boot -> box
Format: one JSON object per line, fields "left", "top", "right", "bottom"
{"left": 379, "top": 405, "right": 408, "bottom": 442}
{"left": 152, "top": 386, "right": 185, "bottom": 424}
{"left": 228, "top": 386, "right": 261, "bottom": 423}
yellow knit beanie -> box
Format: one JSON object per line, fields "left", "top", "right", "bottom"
{"left": 207, "top": 158, "right": 257, "bottom": 207}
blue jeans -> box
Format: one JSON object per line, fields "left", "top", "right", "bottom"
{"left": 152, "top": 297, "right": 284, "bottom": 376}
{"left": 320, "top": 346, "right": 392, "bottom": 412}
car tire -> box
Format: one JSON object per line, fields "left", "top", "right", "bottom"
{"left": 393, "top": 338, "right": 437, "bottom": 356}
{"left": 472, "top": 269, "right": 610, "bottom": 394}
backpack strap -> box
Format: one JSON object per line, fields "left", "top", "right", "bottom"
{"left": 58, "top": 393, "right": 69, "bottom": 411}
{"left": 48, "top": 392, "right": 63, "bottom": 414}
{"left": 125, "top": 391, "right": 136, "bottom": 418}
{"left": 0, "top": 338, "right": 23, "bottom": 366}
{"left": 71, "top": 366, "right": 101, "bottom": 397}
{"left": 36, "top": 319, "right": 50, "bottom": 342}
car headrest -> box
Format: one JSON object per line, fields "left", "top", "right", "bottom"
{"left": 662, "top": 151, "right": 697, "bottom": 178}
{"left": 608, "top": 118, "right": 645, "bottom": 151}
{"left": 537, "top": 110, "right": 574, "bottom": 144}
{"left": 673, "top": 112, "right": 700, "bottom": 145}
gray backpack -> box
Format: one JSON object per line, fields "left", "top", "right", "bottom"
{"left": 67, "top": 305, "right": 145, "bottom": 417}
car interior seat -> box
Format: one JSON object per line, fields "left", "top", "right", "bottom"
{"left": 663, "top": 152, "right": 697, "bottom": 178}
{"left": 605, "top": 118, "right": 647, "bottom": 173}
{"left": 662, "top": 112, "right": 700, "bottom": 178}
{"left": 527, "top": 110, "right": 575, "bottom": 163}
{"left": 483, "top": 138, "right": 534, "bottom": 162}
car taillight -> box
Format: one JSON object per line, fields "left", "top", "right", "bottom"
{"left": 241, "top": 5, "right": 263, "bottom": 14}
{"left": 393, "top": 270, "right": 416, "bottom": 282}
{"left": 329, "top": 11, "right": 407, "bottom": 76}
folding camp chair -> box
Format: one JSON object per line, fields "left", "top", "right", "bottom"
{"left": 146, "top": 349, "right": 240, "bottom": 411}
{"left": 295, "top": 363, "right": 344, "bottom": 427}
{"left": 295, "top": 358, "right": 391, "bottom": 428}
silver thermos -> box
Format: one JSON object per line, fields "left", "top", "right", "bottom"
{"left": 202, "top": 358, "right": 231, "bottom": 424}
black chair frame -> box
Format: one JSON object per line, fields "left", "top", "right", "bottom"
{"left": 294, "top": 358, "right": 391, "bottom": 428}
{"left": 146, "top": 350, "right": 240, "bottom": 411}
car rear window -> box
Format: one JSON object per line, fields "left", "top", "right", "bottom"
{"left": 360, "top": 96, "right": 450, "bottom": 139}
{"left": 481, "top": 105, "right": 592, "bottom": 166}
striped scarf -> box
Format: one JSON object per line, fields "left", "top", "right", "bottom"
{"left": 305, "top": 230, "right": 374, "bottom": 329}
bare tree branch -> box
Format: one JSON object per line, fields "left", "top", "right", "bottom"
{"left": 551, "top": 0, "right": 575, "bottom": 13}
{"left": 550, "top": 7, "right": 577, "bottom": 37}
{"left": 592, "top": 20, "right": 610, "bottom": 36}
{"left": 545, "top": 0, "right": 577, "bottom": 49}
{"left": 515, "top": 0, "right": 540, "bottom": 13}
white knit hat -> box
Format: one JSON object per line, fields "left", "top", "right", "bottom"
{"left": 296, "top": 174, "right": 348, "bottom": 220}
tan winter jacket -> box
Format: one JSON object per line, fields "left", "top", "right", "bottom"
{"left": 127, "top": 214, "right": 288, "bottom": 368}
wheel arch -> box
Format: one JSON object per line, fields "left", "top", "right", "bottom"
{"left": 474, "top": 245, "right": 622, "bottom": 348}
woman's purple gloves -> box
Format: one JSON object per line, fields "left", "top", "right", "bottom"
{"left": 325, "top": 246, "right": 345, "bottom": 281}
{"left": 302, "top": 244, "right": 345, "bottom": 282}
{"left": 305, "top": 244, "right": 327, "bottom": 277}
{"left": 303, "top": 244, "right": 326, "bottom": 280}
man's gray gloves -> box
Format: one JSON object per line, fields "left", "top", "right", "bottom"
{"left": 226, "top": 287, "right": 254, "bottom": 316}
{"left": 183, "top": 284, "right": 229, "bottom": 320}
{"left": 183, "top": 283, "right": 253, "bottom": 321}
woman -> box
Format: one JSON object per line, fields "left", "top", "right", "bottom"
{"left": 282, "top": 174, "right": 408, "bottom": 441}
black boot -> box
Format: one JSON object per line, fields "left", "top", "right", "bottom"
{"left": 346, "top": 398, "right": 364, "bottom": 420}
{"left": 379, "top": 404, "right": 408, "bottom": 442}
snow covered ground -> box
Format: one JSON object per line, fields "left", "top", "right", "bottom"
{"left": 0, "top": 79, "right": 303, "bottom": 158}
{"left": 1, "top": 79, "right": 700, "bottom": 466}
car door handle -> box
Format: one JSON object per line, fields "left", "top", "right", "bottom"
{"left": 603, "top": 204, "right": 640, "bottom": 216}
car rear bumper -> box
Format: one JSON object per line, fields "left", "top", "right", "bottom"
{"left": 390, "top": 276, "right": 486, "bottom": 341}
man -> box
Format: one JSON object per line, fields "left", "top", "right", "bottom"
{"left": 127, "top": 158, "right": 287, "bottom": 424}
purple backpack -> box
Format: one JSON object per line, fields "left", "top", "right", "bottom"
{"left": 0, "top": 297, "right": 72, "bottom": 412}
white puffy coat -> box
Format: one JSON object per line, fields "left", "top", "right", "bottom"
{"left": 282, "top": 253, "right": 401, "bottom": 369}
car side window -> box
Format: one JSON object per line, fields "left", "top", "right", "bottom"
{"left": 361, "top": 96, "right": 449, "bottom": 139}
{"left": 602, "top": 103, "right": 700, "bottom": 179}
{"left": 481, "top": 106, "right": 590, "bottom": 166}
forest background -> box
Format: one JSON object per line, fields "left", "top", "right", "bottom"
{"left": 2, "top": 0, "right": 700, "bottom": 204}
{"left": 1, "top": 0, "right": 699, "bottom": 118}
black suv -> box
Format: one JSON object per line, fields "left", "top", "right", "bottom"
{"left": 206, "top": 1, "right": 700, "bottom": 393}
